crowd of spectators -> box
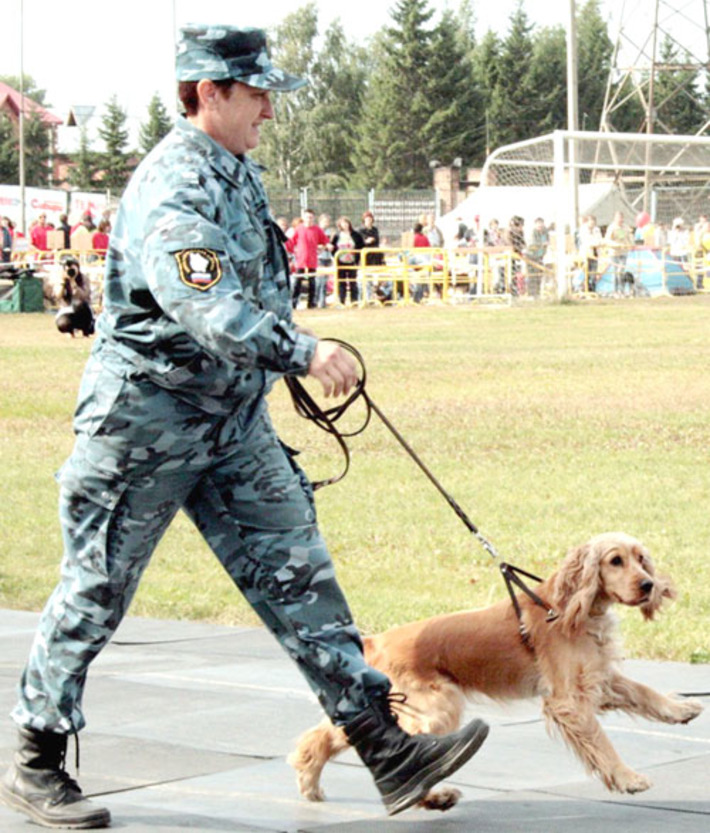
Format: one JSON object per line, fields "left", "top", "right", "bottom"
{"left": 449, "top": 208, "right": 710, "bottom": 297}
{"left": 1, "top": 209, "right": 112, "bottom": 264}
{"left": 5, "top": 202, "right": 709, "bottom": 314}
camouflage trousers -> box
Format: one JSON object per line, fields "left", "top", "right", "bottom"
{"left": 12, "top": 358, "right": 390, "bottom": 734}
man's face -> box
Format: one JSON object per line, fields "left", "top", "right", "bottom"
{"left": 303, "top": 211, "right": 315, "bottom": 226}
{"left": 202, "top": 81, "right": 274, "bottom": 155}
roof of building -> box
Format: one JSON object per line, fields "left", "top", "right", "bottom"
{"left": 0, "top": 81, "right": 63, "bottom": 127}
{"left": 65, "top": 105, "right": 98, "bottom": 128}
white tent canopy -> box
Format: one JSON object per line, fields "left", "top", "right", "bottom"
{"left": 438, "top": 183, "right": 636, "bottom": 244}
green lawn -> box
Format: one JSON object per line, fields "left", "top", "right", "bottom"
{"left": 1, "top": 297, "right": 709, "bottom": 663}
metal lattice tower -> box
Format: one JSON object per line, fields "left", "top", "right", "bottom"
{"left": 600, "top": 0, "right": 710, "bottom": 135}
{"left": 599, "top": 0, "right": 710, "bottom": 213}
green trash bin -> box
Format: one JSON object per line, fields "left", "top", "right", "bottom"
{"left": 0, "top": 267, "right": 45, "bottom": 312}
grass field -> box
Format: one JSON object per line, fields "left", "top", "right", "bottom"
{"left": 1, "top": 297, "right": 709, "bottom": 663}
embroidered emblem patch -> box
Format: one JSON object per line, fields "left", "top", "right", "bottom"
{"left": 175, "top": 249, "right": 222, "bottom": 291}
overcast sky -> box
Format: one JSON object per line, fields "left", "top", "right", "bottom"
{"left": 1, "top": 1, "right": 611, "bottom": 125}
{"left": 2, "top": 1, "right": 704, "bottom": 145}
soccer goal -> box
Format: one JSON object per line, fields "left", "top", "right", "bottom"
{"left": 480, "top": 130, "right": 710, "bottom": 297}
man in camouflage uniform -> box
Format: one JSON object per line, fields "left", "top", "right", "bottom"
{"left": 1, "top": 25, "right": 488, "bottom": 829}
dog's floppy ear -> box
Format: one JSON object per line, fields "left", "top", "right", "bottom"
{"left": 552, "top": 542, "right": 602, "bottom": 635}
{"left": 641, "top": 571, "right": 677, "bottom": 621}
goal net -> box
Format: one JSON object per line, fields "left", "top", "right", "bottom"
{"left": 480, "top": 130, "right": 710, "bottom": 295}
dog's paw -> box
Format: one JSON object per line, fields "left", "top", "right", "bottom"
{"left": 300, "top": 783, "right": 326, "bottom": 802}
{"left": 675, "top": 697, "right": 703, "bottom": 724}
{"left": 419, "top": 786, "right": 462, "bottom": 811}
{"left": 293, "top": 772, "right": 326, "bottom": 802}
{"left": 612, "top": 767, "right": 652, "bottom": 794}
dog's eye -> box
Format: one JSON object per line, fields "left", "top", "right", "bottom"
{"left": 610, "top": 555, "right": 623, "bottom": 567}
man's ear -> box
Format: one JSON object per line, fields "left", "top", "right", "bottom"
{"left": 196, "top": 79, "right": 219, "bottom": 109}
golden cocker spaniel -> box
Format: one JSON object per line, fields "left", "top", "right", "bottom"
{"left": 289, "top": 532, "right": 703, "bottom": 810}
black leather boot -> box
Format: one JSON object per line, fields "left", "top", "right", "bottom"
{"left": 344, "top": 697, "right": 489, "bottom": 815}
{"left": 0, "top": 727, "right": 111, "bottom": 829}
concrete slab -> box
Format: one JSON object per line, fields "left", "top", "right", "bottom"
{"left": 0, "top": 609, "right": 707, "bottom": 832}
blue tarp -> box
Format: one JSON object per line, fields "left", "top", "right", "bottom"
{"left": 593, "top": 248, "right": 696, "bottom": 296}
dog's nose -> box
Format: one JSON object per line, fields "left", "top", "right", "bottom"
{"left": 640, "top": 579, "right": 654, "bottom": 595}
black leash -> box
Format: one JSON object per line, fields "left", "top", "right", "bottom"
{"left": 285, "top": 339, "right": 558, "bottom": 638}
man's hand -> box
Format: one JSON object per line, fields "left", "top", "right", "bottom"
{"left": 307, "top": 340, "right": 359, "bottom": 398}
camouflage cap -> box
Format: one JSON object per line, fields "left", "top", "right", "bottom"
{"left": 176, "top": 25, "right": 306, "bottom": 91}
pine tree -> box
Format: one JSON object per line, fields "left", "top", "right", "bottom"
{"left": 98, "top": 95, "right": 131, "bottom": 195}
{"left": 426, "top": 8, "right": 486, "bottom": 168}
{"left": 527, "top": 26, "right": 567, "bottom": 135}
{"left": 352, "top": 0, "right": 436, "bottom": 188}
{"left": 486, "top": 1, "right": 537, "bottom": 149}
{"left": 67, "top": 127, "right": 100, "bottom": 190}
{"left": 139, "top": 93, "right": 173, "bottom": 155}
{"left": 471, "top": 30, "right": 502, "bottom": 158}
{"left": 576, "top": 0, "right": 614, "bottom": 131}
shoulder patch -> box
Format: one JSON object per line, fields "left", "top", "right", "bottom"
{"left": 175, "top": 249, "right": 223, "bottom": 291}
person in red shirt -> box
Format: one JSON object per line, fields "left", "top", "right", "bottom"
{"left": 91, "top": 219, "right": 111, "bottom": 256}
{"left": 410, "top": 223, "right": 431, "bottom": 303}
{"left": 286, "top": 208, "right": 329, "bottom": 308}
{"left": 30, "top": 214, "right": 49, "bottom": 252}
{"left": 413, "top": 222, "right": 430, "bottom": 249}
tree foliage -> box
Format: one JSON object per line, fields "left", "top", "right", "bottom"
{"left": 486, "top": 1, "right": 537, "bottom": 150}
{"left": 0, "top": 74, "right": 47, "bottom": 106}
{"left": 576, "top": 0, "right": 613, "bottom": 131}
{"left": 254, "top": 3, "right": 319, "bottom": 189}
{"left": 653, "top": 36, "right": 707, "bottom": 135}
{"left": 67, "top": 127, "right": 100, "bottom": 190}
{"left": 139, "top": 93, "right": 173, "bottom": 156}
{"left": 308, "top": 21, "right": 368, "bottom": 188}
{"left": 352, "top": 0, "right": 437, "bottom": 188}
{"left": 6, "top": 1, "right": 707, "bottom": 194}
{"left": 0, "top": 74, "right": 52, "bottom": 187}
{"left": 426, "top": 8, "right": 486, "bottom": 167}
{"left": 0, "top": 114, "right": 17, "bottom": 183}
{"left": 97, "top": 95, "right": 131, "bottom": 194}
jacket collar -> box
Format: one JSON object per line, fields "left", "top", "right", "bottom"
{"left": 174, "top": 116, "right": 250, "bottom": 188}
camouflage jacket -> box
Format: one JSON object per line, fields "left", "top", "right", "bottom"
{"left": 93, "top": 116, "right": 316, "bottom": 415}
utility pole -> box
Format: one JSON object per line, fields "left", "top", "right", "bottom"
{"left": 18, "top": 0, "right": 26, "bottom": 236}
{"left": 566, "top": 0, "right": 579, "bottom": 229}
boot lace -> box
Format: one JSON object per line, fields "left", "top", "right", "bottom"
{"left": 383, "top": 691, "right": 425, "bottom": 724}
{"left": 49, "top": 727, "right": 83, "bottom": 804}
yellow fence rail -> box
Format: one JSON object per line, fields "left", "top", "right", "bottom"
{"left": 10, "top": 242, "right": 706, "bottom": 315}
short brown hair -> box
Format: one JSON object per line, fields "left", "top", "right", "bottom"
{"left": 178, "top": 79, "right": 237, "bottom": 116}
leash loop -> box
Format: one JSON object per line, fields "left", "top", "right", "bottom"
{"left": 284, "top": 340, "right": 372, "bottom": 491}
{"left": 285, "top": 339, "right": 557, "bottom": 625}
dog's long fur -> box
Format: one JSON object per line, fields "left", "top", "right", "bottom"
{"left": 289, "top": 532, "right": 703, "bottom": 810}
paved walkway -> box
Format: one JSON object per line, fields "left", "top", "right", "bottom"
{"left": 0, "top": 608, "right": 708, "bottom": 832}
